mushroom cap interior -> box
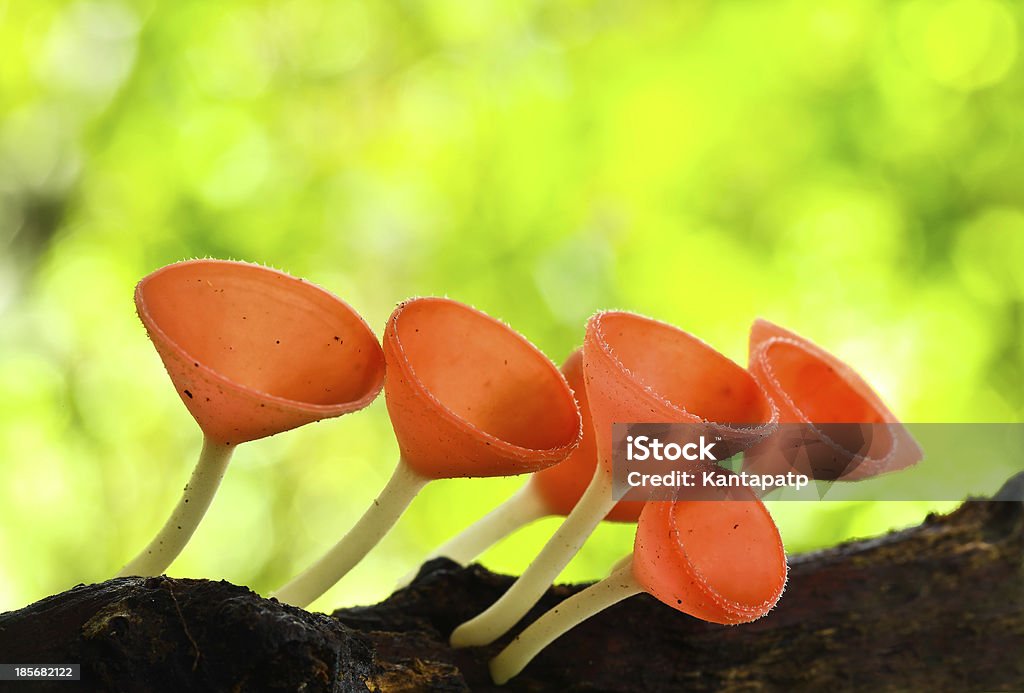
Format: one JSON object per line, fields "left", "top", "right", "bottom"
{"left": 594, "top": 312, "right": 773, "bottom": 424}
{"left": 633, "top": 491, "right": 787, "bottom": 624}
{"left": 138, "top": 260, "right": 383, "bottom": 407}
{"left": 755, "top": 331, "right": 898, "bottom": 462}
{"left": 760, "top": 340, "right": 887, "bottom": 424}
{"left": 670, "top": 498, "right": 786, "bottom": 610}
{"left": 391, "top": 299, "right": 578, "bottom": 451}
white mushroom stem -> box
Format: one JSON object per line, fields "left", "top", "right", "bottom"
{"left": 450, "top": 466, "right": 616, "bottom": 648}
{"left": 117, "top": 437, "right": 234, "bottom": 577}
{"left": 397, "top": 481, "right": 550, "bottom": 588}
{"left": 273, "top": 458, "right": 428, "bottom": 608}
{"left": 489, "top": 560, "right": 642, "bottom": 685}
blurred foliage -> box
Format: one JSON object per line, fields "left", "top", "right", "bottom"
{"left": 0, "top": 0, "right": 1022, "bottom": 613}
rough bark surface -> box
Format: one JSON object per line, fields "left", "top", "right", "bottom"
{"left": 1, "top": 474, "right": 1022, "bottom": 692}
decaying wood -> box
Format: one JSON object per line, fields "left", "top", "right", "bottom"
{"left": 2, "top": 474, "right": 1022, "bottom": 692}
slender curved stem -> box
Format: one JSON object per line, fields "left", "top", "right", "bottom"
{"left": 117, "top": 437, "right": 234, "bottom": 577}
{"left": 397, "top": 481, "right": 550, "bottom": 588}
{"left": 273, "top": 458, "right": 428, "bottom": 608}
{"left": 431, "top": 481, "right": 550, "bottom": 564}
{"left": 450, "top": 467, "right": 616, "bottom": 648}
{"left": 489, "top": 561, "right": 642, "bottom": 685}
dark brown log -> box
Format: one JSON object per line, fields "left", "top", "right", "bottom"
{"left": 2, "top": 474, "right": 1022, "bottom": 692}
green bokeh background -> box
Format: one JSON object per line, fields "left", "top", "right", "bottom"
{"left": 1, "top": 0, "right": 1022, "bottom": 613}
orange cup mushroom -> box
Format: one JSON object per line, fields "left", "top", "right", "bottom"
{"left": 383, "top": 298, "right": 581, "bottom": 479}
{"left": 743, "top": 319, "right": 922, "bottom": 488}
{"left": 118, "top": 259, "right": 385, "bottom": 577}
{"left": 490, "top": 475, "right": 787, "bottom": 684}
{"left": 402, "top": 349, "right": 641, "bottom": 583}
{"left": 452, "top": 311, "right": 777, "bottom": 648}
{"left": 272, "top": 297, "right": 582, "bottom": 608}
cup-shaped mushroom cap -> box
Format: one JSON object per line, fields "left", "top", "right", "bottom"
{"left": 583, "top": 312, "right": 777, "bottom": 471}
{"left": 136, "top": 259, "right": 385, "bottom": 444}
{"left": 383, "top": 298, "right": 582, "bottom": 479}
{"left": 632, "top": 481, "right": 787, "bottom": 625}
{"left": 533, "top": 349, "right": 644, "bottom": 522}
{"left": 747, "top": 319, "right": 922, "bottom": 480}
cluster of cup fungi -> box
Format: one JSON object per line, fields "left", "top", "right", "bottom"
{"left": 117, "top": 259, "right": 920, "bottom": 684}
